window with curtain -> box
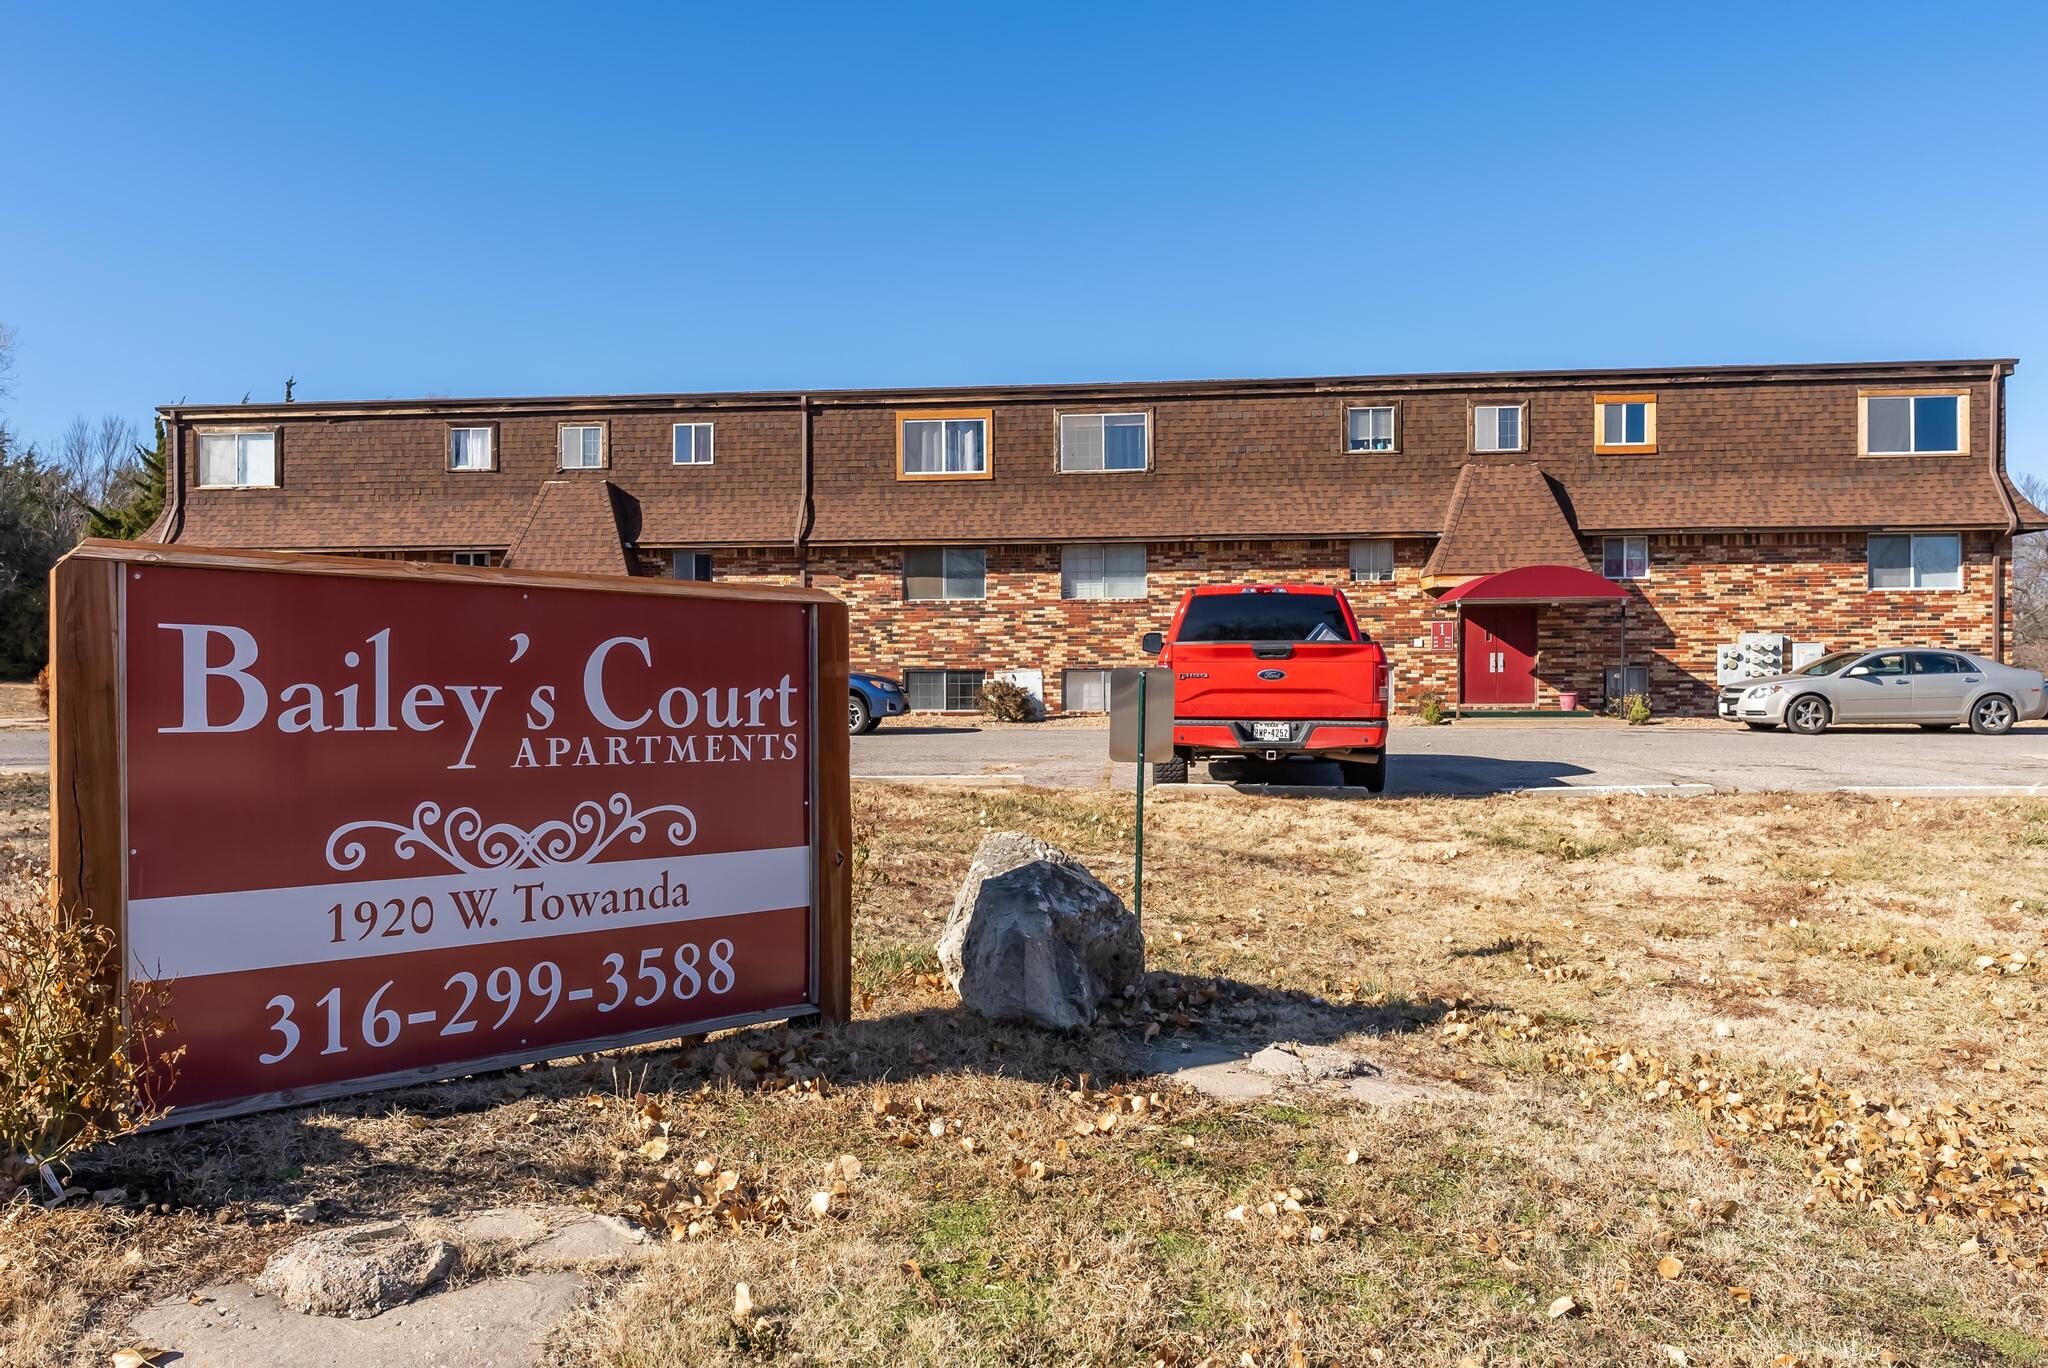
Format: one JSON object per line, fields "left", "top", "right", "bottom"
{"left": 1868, "top": 533, "right": 1961, "bottom": 589}
{"left": 903, "top": 547, "right": 987, "bottom": 600}
{"left": 1349, "top": 539, "right": 1395, "bottom": 582}
{"left": 1473, "top": 405, "right": 1523, "bottom": 452}
{"left": 672, "top": 423, "right": 714, "bottom": 465}
{"left": 449, "top": 427, "right": 494, "bottom": 471}
{"left": 1061, "top": 544, "right": 1146, "bottom": 599}
{"left": 198, "top": 431, "right": 278, "bottom": 487}
{"left": 1063, "top": 669, "right": 1111, "bottom": 713}
{"left": 1346, "top": 406, "right": 1395, "bottom": 452}
{"left": 559, "top": 424, "right": 605, "bottom": 468}
{"left": 900, "top": 415, "right": 988, "bottom": 476}
{"left": 1863, "top": 395, "right": 1963, "bottom": 454}
{"left": 1602, "top": 536, "right": 1649, "bottom": 580}
{"left": 1059, "top": 412, "right": 1148, "bottom": 471}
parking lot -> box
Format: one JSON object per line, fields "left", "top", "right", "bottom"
{"left": 851, "top": 717, "right": 2048, "bottom": 796}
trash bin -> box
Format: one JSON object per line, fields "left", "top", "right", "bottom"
{"left": 1557, "top": 691, "right": 1580, "bottom": 712}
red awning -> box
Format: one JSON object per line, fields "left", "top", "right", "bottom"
{"left": 1434, "top": 563, "right": 1630, "bottom": 606}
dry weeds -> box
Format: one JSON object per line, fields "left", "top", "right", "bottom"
{"left": 2, "top": 782, "right": 2046, "bottom": 1366}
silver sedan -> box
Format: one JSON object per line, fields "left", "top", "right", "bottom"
{"left": 1718, "top": 648, "right": 2048, "bottom": 736}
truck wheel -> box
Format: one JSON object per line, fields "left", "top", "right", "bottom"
{"left": 1340, "top": 757, "right": 1386, "bottom": 793}
{"left": 1152, "top": 753, "right": 1189, "bottom": 785}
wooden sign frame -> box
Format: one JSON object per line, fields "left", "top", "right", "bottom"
{"left": 50, "top": 540, "right": 852, "bottom": 1126}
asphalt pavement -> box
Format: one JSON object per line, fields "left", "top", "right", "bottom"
{"left": 851, "top": 718, "right": 2048, "bottom": 796}
{"left": 6, "top": 719, "right": 2044, "bottom": 796}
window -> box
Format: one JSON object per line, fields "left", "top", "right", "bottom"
{"left": 1063, "top": 669, "right": 1111, "bottom": 713}
{"left": 1908, "top": 652, "right": 1974, "bottom": 675}
{"left": 1473, "top": 404, "right": 1524, "bottom": 453}
{"left": 673, "top": 422, "right": 714, "bottom": 466}
{"left": 197, "top": 431, "right": 278, "bottom": 488}
{"left": 1862, "top": 393, "right": 1964, "bottom": 455}
{"left": 903, "top": 547, "right": 986, "bottom": 600}
{"left": 559, "top": 424, "right": 606, "bottom": 469}
{"left": 1059, "top": 412, "right": 1148, "bottom": 471}
{"left": 1594, "top": 394, "right": 1656, "bottom": 452}
{"left": 1602, "top": 536, "right": 1649, "bottom": 580}
{"left": 905, "top": 669, "right": 985, "bottom": 712}
{"left": 898, "top": 410, "right": 991, "bottom": 478}
{"left": 448, "top": 426, "right": 495, "bottom": 471}
{"left": 452, "top": 551, "right": 492, "bottom": 567}
{"left": 1868, "top": 533, "right": 1961, "bottom": 590}
{"left": 1061, "top": 544, "right": 1146, "bottom": 599}
{"left": 672, "top": 551, "right": 714, "bottom": 582}
{"left": 1346, "top": 405, "right": 1396, "bottom": 452}
{"left": 1176, "top": 591, "right": 1356, "bottom": 643}
{"left": 1350, "top": 539, "right": 1395, "bottom": 583}
{"left": 1857, "top": 652, "right": 1910, "bottom": 677}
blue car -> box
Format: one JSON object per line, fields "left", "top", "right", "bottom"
{"left": 848, "top": 672, "right": 908, "bottom": 734}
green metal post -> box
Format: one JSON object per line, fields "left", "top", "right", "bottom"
{"left": 1133, "top": 679, "right": 1146, "bottom": 924}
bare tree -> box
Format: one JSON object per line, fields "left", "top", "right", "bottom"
{"left": 0, "top": 320, "right": 16, "bottom": 402}
{"left": 55, "top": 412, "right": 141, "bottom": 511}
{"left": 2013, "top": 472, "right": 2048, "bottom": 670}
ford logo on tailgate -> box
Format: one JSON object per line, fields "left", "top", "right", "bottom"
{"left": 1256, "top": 668, "right": 1286, "bottom": 681}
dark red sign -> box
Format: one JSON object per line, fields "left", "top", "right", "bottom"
{"left": 1430, "top": 618, "right": 1457, "bottom": 653}
{"left": 55, "top": 548, "right": 848, "bottom": 1123}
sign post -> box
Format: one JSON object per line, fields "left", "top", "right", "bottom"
{"left": 49, "top": 541, "right": 853, "bottom": 1126}
{"left": 1107, "top": 667, "right": 1173, "bottom": 922}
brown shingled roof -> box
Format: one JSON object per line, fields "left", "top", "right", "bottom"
{"left": 1423, "top": 463, "right": 1589, "bottom": 579}
{"left": 500, "top": 480, "right": 635, "bottom": 576}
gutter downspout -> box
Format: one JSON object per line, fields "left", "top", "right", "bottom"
{"left": 795, "top": 396, "right": 813, "bottom": 588}
{"left": 1989, "top": 363, "right": 2017, "bottom": 662}
{"left": 164, "top": 414, "right": 186, "bottom": 543}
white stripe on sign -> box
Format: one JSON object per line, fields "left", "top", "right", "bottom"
{"left": 127, "top": 845, "right": 810, "bottom": 982}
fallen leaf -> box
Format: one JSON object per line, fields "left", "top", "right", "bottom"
{"left": 1657, "top": 1254, "right": 1684, "bottom": 1280}
{"left": 111, "top": 1351, "right": 166, "bottom": 1368}
{"left": 731, "top": 1282, "right": 754, "bottom": 1323}
{"left": 637, "top": 1136, "right": 670, "bottom": 1162}
{"left": 1728, "top": 1286, "right": 1754, "bottom": 1306}
{"left": 1546, "top": 1294, "right": 1580, "bottom": 1320}
{"left": 809, "top": 1190, "right": 832, "bottom": 1217}
{"left": 1662, "top": 1349, "right": 1689, "bottom": 1366}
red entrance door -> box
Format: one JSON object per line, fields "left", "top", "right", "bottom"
{"left": 1462, "top": 605, "right": 1537, "bottom": 705}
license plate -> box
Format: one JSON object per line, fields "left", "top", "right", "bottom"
{"left": 1251, "top": 722, "right": 1290, "bottom": 742}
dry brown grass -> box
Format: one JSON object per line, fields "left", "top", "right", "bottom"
{"left": 3, "top": 783, "right": 2047, "bottom": 1366}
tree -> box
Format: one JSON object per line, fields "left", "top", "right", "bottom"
{"left": 0, "top": 428, "right": 88, "bottom": 678}
{"left": 2013, "top": 472, "right": 2048, "bottom": 670}
{"left": 86, "top": 418, "right": 168, "bottom": 540}
{"left": 55, "top": 412, "right": 141, "bottom": 512}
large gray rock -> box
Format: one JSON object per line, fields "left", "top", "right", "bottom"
{"left": 938, "top": 831, "right": 1143, "bottom": 1029}
{"left": 253, "top": 1221, "right": 455, "bottom": 1319}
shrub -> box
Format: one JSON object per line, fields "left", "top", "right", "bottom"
{"left": 0, "top": 862, "right": 180, "bottom": 1198}
{"left": 33, "top": 663, "right": 50, "bottom": 718}
{"left": 976, "top": 678, "right": 1041, "bottom": 722}
{"left": 1417, "top": 691, "right": 1448, "bottom": 726}
{"left": 1623, "top": 692, "right": 1653, "bottom": 726}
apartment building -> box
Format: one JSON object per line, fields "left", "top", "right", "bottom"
{"left": 151, "top": 359, "right": 2041, "bottom": 716}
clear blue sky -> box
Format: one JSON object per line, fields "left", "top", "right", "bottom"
{"left": 3, "top": 2, "right": 2044, "bottom": 482}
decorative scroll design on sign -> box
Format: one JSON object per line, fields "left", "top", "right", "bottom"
{"left": 325, "top": 795, "right": 698, "bottom": 874}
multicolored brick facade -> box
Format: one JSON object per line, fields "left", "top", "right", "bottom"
{"left": 153, "top": 360, "right": 2040, "bottom": 718}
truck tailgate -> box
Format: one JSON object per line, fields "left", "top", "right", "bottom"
{"left": 1171, "top": 643, "right": 1386, "bottom": 718}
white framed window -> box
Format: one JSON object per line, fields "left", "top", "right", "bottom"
{"left": 197, "top": 431, "right": 278, "bottom": 488}
{"left": 1602, "top": 536, "right": 1649, "bottom": 581}
{"left": 452, "top": 551, "right": 492, "bottom": 567}
{"left": 1594, "top": 395, "right": 1656, "bottom": 452}
{"left": 1473, "top": 404, "right": 1524, "bottom": 453}
{"left": 1059, "top": 412, "right": 1149, "bottom": 472}
{"left": 899, "top": 411, "right": 990, "bottom": 478}
{"left": 1346, "top": 405, "right": 1395, "bottom": 452}
{"left": 904, "top": 547, "right": 986, "bottom": 600}
{"left": 1862, "top": 393, "right": 1965, "bottom": 455}
{"left": 1868, "top": 533, "right": 1962, "bottom": 590}
{"left": 1063, "top": 669, "right": 1111, "bottom": 713}
{"left": 1061, "top": 544, "right": 1146, "bottom": 599}
{"left": 559, "top": 423, "right": 606, "bottom": 469}
{"left": 448, "top": 426, "right": 495, "bottom": 471}
{"left": 905, "top": 669, "right": 986, "bottom": 711}
{"left": 1349, "top": 539, "right": 1395, "bottom": 583}
{"left": 673, "top": 422, "right": 714, "bottom": 466}
{"left": 672, "top": 551, "right": 713, "bottom": 582}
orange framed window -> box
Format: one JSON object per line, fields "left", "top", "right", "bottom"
{"left": 1593, "top": 393, "right": 1657, "bottom": 453}
{"left": 897, "top": 408, "right": 992, "bottom": 480}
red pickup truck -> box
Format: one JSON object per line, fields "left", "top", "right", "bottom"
{"left": 1141, "top": 585, "right": 1391, "bottom": 791}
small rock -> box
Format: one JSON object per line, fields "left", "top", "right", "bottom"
{"left": 254, "top": 1221, "right": 455, "bottom": 1319}
{"left": 283, "top": 1200, "right": 323, "bottom": 1225}
{"left": 937, "top": 832, "right": 1143, "bottom": 1030}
